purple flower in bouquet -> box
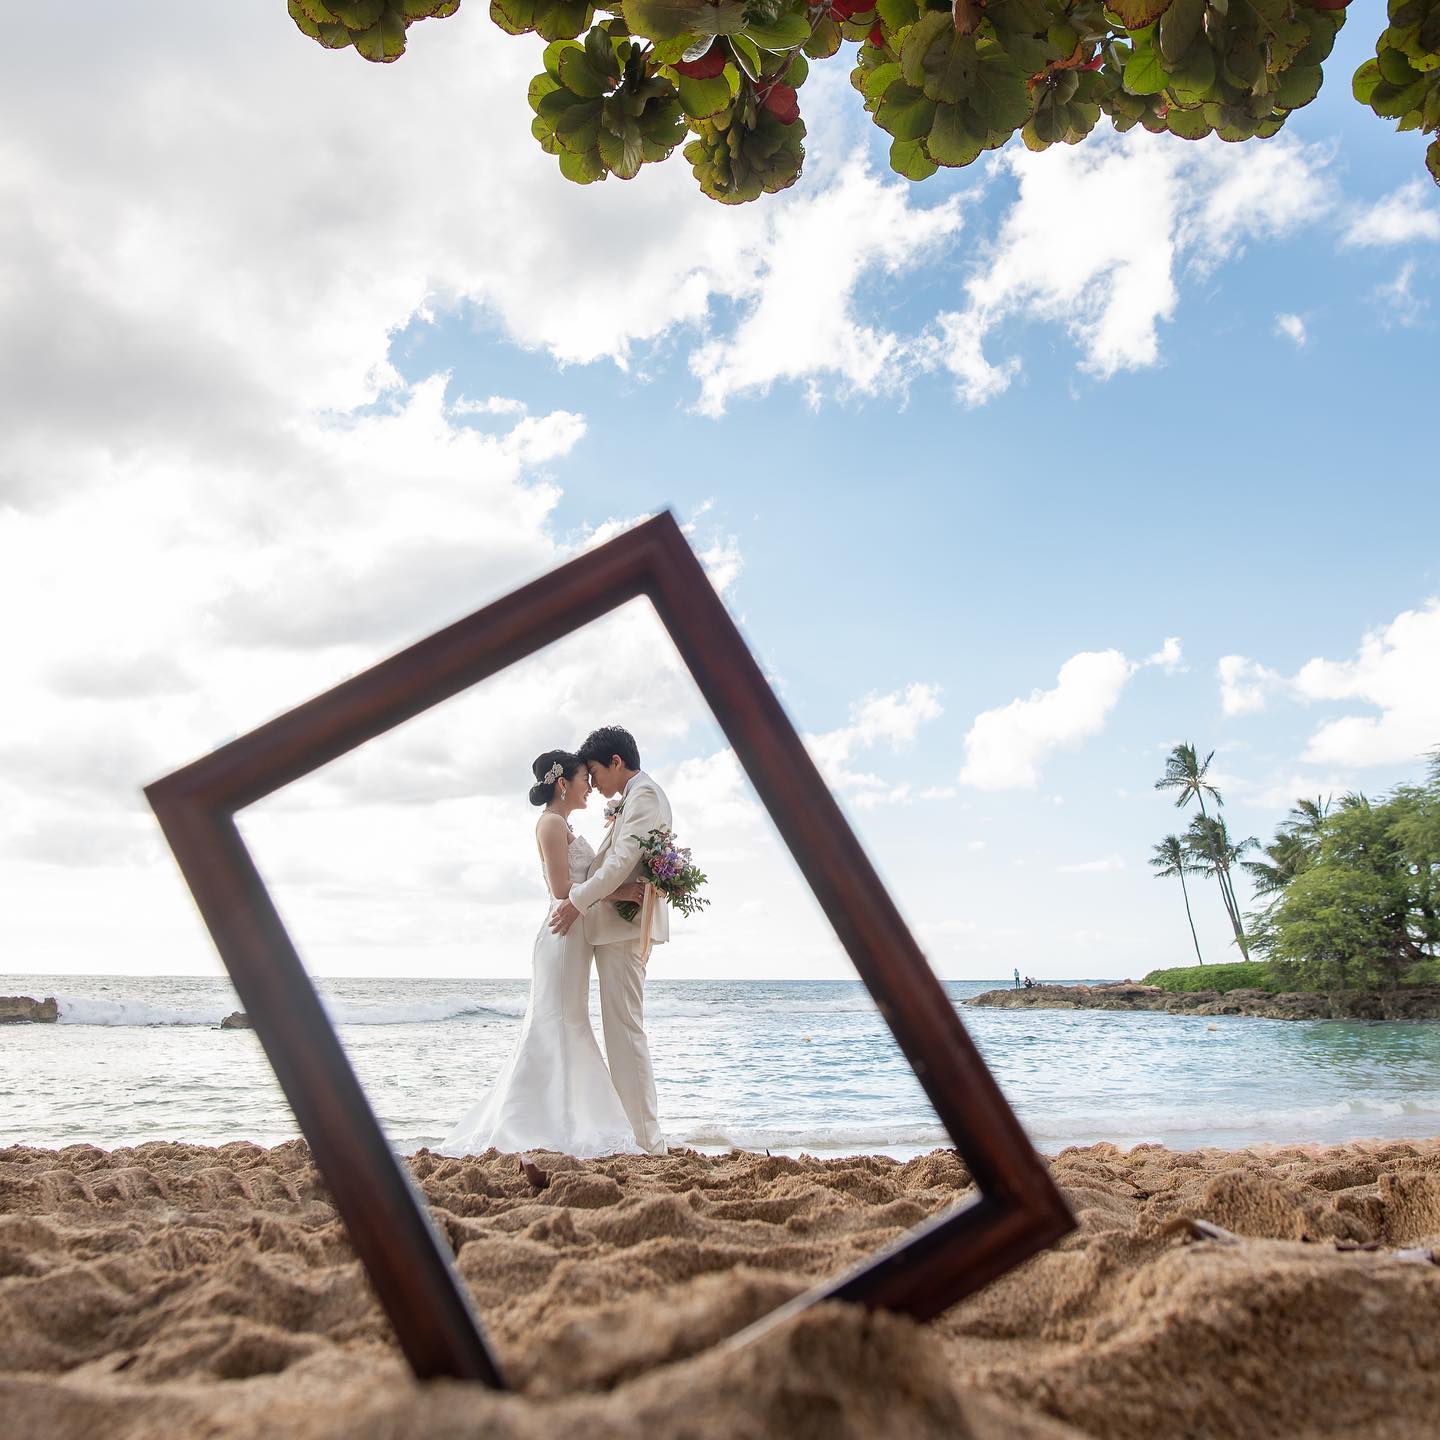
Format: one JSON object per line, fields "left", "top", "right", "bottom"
{"left": 613, "top": 826, "right": 710, "bottom": 924}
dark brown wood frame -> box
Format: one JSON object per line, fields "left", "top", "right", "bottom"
{"left": 145, "top": 511, "right": 1073, "bottom": 1389}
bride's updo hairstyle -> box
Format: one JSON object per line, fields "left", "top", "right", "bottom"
{"left": 529, "top": 749, "right": 583, "bottom": 807}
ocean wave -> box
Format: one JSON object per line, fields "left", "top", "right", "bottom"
{"left": 644, "top": 995, "right": 895, "bottom": 1021}
{"left": 675, "top": 1121, "right": 953, "bottom": 1151}
{"left": 324, "top": 998, "right": 525, "bottom": 1026}
{"left": 52, "top": 994, "right": 525, "bottom": 1028}
{"left": 55, "top": 996, "right": 231, "bottom": 1027}
{"left": 1021, "top": 1094, "right": 1440, "bottom": 1143}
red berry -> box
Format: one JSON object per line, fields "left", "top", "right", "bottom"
{"left": 675, "top": 42, "right": 728, "bottom": 78}
{"left": 762, "top": 82, "right": 800, "bottom": 125}
{"left": 831, "top": 0, "right": 866, "bottom": 16}
{"left": 868, "top": 22, "right": 886, "bottom": 46}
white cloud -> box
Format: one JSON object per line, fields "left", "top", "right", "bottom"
{"left": 689, "top": 148, "right": 964, "bottom": 416}
{"left": 1274, "top": 313, "right": 1307, "bottom": 347}
{"left": 1056, "top": 855, "right": 1126, "bottom": 874}
{"left": 1295, "top": 601, "right": 1440, "bottom": 768}
{"left": 0, "top": 5, "right": 975, "bottom": 470}
{"left": 1190, "top": 135, "right": 1333, "bottom": 261}
{"left": 959, "top": 649, "right": 1133, "bottom": 790}
{"left": 1341, "top": 180, "right": 1440, "bottom": 248}
{"left": 806, "top": 683, "right": 944, "bottom": 799}
{"left": 452, "top": 395, "right": 529, "bottom": 417}
{"left": 1374, "top": 261, "right": 1428, "bottom": 327}
{"left": 1218, "top": 600, "right": 1440, "bottom": 770}
{"left": 1145, "top": 636, "right": 1184, "bottom": 672}
{"left": 1218, "top": 654, "right": 1283, "bottom": 716}
{"left": 930, "top": 131, "right": 1331, "bottom": 404}
{"left": 958, "top": 638, "right": 1180, "bottom": 790}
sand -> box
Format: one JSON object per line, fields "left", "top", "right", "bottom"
{"left": 2, "top": 1139, "right": 1438, "bottom": 1439}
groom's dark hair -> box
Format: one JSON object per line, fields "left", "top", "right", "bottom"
{"left": 578, "top": 725, "right": 640, "bottom": 772}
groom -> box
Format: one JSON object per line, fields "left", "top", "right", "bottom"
{"left": 549, "top": 725, "right": 670, "bottom": 1156}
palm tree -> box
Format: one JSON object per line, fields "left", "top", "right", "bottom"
{"left": 1155, "top": 742, "right": 1223, "bottom": 816}
{"left": 1287, "top": 796, "right": 1332, "bottom": 848}
{"left": 1184, "top": 813, "right": 1258, "bottom": 955}
{"left": 1150, "top": 835, "right": 1205, "bottom": 964}
{"left": 1157, "top": 743, "right": 1253, "bottom": 955}
{"left": 1244, "top": 796, "right": 1330, "bottom": 896}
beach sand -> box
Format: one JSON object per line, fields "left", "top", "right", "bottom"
{"left": 2, "top": 1139, "right": 1438, "bottom": 1439}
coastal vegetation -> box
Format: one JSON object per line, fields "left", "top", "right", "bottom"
{"left": 1150, "top": 748, "right": 1440, "bottom": 993}
{"left": 1249, "top": 754, "right": 1440, "bottom": 992}
{"left": 1138, "top": 959, "right": 1279, "bottom": 992}
{"left": 281, "top": 0, "right": 1440, "bottom": 204}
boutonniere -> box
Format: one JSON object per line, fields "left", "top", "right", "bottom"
{"left": 604, "top": 796, "right": 624, "bottom": 827}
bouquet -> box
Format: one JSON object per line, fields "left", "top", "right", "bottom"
{"left": 615, "top": 826, "right": 709, "bottom": 923}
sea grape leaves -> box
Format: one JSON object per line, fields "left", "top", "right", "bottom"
{"left": 282, "top": 0, "right": 1440, "bottom": 202}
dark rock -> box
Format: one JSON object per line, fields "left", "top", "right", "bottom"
{"left": 0, "top": 995, "right": 59, "bottom": 1023}
{"left": 967, "top": 983, "right": 1440, "bottom": 1021}
{"left": 219, "top": 1011, "right": 253, "bottom": 1029}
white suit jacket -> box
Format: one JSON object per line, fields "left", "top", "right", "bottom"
{"left": 569, "top": 771, "right": 672, "bottom": 949}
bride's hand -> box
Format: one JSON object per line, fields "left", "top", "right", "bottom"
{"left": 610, "top": 882, "right": 645, "bottom": 904}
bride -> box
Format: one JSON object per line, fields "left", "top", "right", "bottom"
{"left": 440, "top": 750, "right": 642, "bottom": 1159}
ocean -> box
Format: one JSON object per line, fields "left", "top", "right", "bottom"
{"left": 3, "top": 974, "right": 1439, "bottom": 1157}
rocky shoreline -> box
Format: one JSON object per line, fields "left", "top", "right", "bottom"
{"left": 0, "top": 995, "right": 57, "bottom": 1023}
{"left": 0, "top": 996, "right": 260, "bottom": 1028}
{"left": 968, "top": 982, "right": 1440, "bottom": 1021}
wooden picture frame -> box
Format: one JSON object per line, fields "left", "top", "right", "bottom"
{"left": 145, "top": 511, "right": 1073, "bottom": 1388}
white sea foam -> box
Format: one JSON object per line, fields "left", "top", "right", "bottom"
{"left": 677, "top": 1121, "right": 953, "bottom": 1151}
{"left": 47, "top": 986, "right": 888, "bottom": 1028}
{"left": 324, "top": 997, "right": 524, "bottom": 1026}
{"left": 1022, "top": 1094, "right": 1440, "bottom": 1145}
{"left": 52, "top": 994, "right": 524, "bottom": 1028}
{"left": 55, "top": 996, "right": 229, "bottom": 1027}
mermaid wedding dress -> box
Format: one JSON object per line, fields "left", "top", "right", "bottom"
{"left": 440, "top": 831, "right": 640, "bottom": 1158}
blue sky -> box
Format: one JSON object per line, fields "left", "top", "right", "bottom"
{"left": 1, "top": 3, "right": 1437, "bottom": 981}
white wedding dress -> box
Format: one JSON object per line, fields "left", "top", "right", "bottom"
{"left": 440, "top": 831, "right": 640, "bottom": 1159}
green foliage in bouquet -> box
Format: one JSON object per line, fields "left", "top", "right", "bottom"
{"left": 1353, "top": 0, "right": 1440, "bottom": 186}
{"left": 283, "top": 0, "right": 1440, "bottom": 201}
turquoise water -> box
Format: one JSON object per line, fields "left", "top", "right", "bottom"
{"left": 2, "top": 974, "right": 1438, "bottom": 1156}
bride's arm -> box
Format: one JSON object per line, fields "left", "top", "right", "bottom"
{"left": 537, "top": 814, "right": 573, "bottom": 900}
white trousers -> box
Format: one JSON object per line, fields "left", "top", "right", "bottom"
{"left": 594, "top": 940, "right": 666, "bottom": 1155}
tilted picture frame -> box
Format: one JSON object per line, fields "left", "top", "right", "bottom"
{"left": 145, "top": 511, "right": 1074, "bottom": 1388}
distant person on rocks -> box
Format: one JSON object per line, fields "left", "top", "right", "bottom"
{"left": 1013, "top": 967, "right": 1021, "bottom": 990}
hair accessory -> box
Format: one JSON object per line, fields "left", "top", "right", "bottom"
{"left": 543, "top": 761, "right": 564, "bottom": 785}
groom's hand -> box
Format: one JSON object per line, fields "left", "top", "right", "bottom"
{"left": 549, "top": 899, "right": 580, "bottom": 935}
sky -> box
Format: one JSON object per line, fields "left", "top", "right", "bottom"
{"left": 1, "top": 2, "right": 1438, "bottom": 983}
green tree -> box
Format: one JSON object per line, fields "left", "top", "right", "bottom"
{"left": 1388, "top": 749, "right": 1440, "bottom": 947}
{"left": 1252, "top": 758, "right": 1440, "bottom": 990}
{"left": 1150, "top": 834, "right": 1205, "bottom": 965}
{"left": 1156, "top": 742, "right": 1252, "bottom": 957}
{"left": 1260, "top": 863, "right": 1400, "bottom": 992}
{"left": 1243, "top": 795, "right": 1329, "bottom": 895}
{"left": 282, "top": 0, "right": 1440, "bottom": 204}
